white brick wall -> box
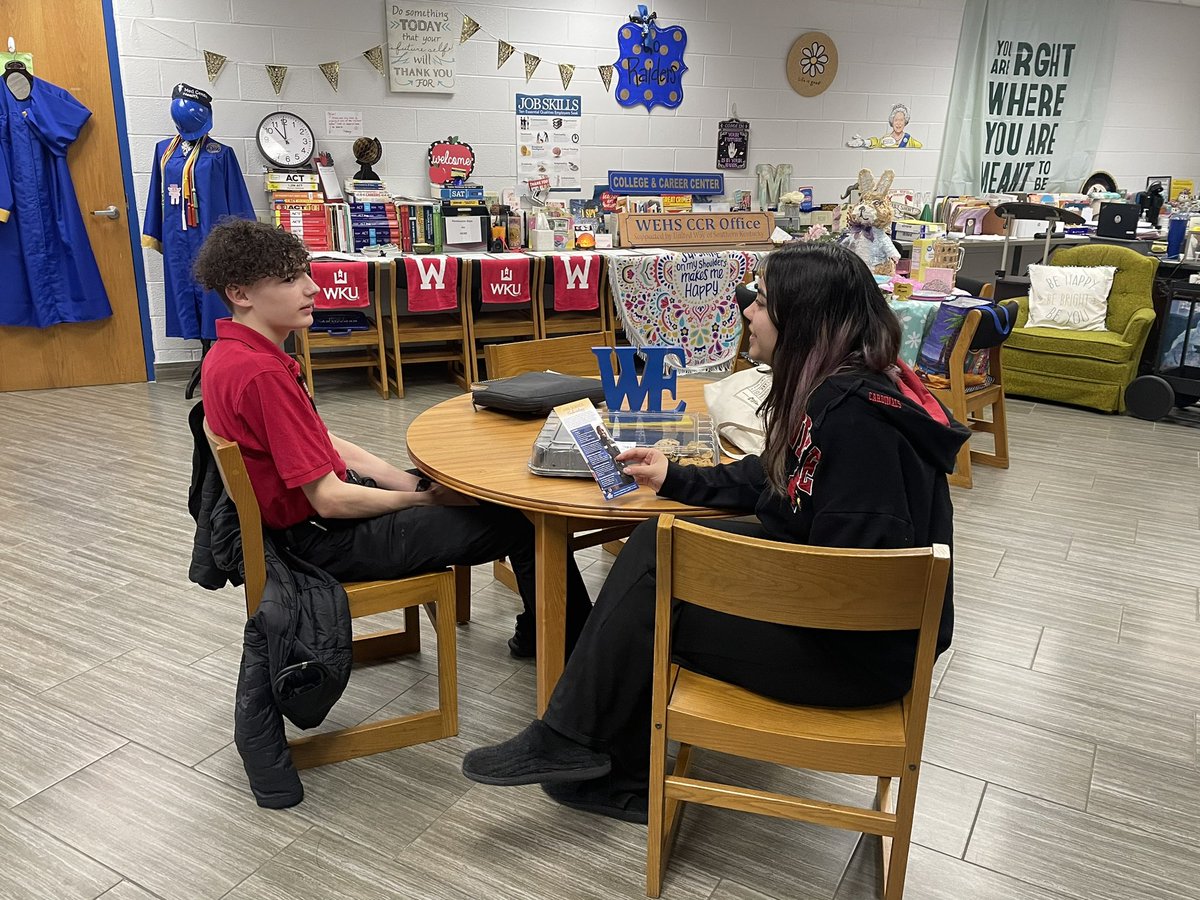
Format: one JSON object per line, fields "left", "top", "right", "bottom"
{"left": 112, "top": 0, "right": 1200, "bottom": 364}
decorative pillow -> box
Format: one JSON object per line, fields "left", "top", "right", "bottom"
{"left": 1025, "top": 264, "right": 1116, "bottom": 332}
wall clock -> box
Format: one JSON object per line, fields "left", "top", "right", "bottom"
{"left": 256, "top": 111, "right": 315, "bottom": 169}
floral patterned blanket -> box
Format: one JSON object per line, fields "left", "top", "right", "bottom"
{"left": 606, "top": 250, "right": 763, "bottom": 372}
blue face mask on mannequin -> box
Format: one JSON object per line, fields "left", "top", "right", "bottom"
{"left": 170, "top": 83, "right": 212, "bottom": 141}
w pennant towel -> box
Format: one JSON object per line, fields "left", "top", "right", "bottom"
{"left": 479, "top": 255, "right": 532, "bottom": 304}
{"left": 404, "top": 256, "right": 459, "bottom": 312}
{"left": 311, "top": 261, "right": 371, "bottom": 309}
{"left": 552, "top": 254, "right": 600, "bottom": 311}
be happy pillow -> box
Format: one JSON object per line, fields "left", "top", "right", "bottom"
{"left": 1025, "top": 264, "right": 1116, "bottom": 332}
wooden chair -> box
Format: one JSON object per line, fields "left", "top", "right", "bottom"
{"left": 925, "top": 309, "right": 1009, "bottom": 489}
{"left": 383, "top": 257, "right": 472, "bottom": 398}
{"left": 647, "top": 516, "right": 951, "bottom": 900}
{"left": 203, "top": 420, "right": 463, "bottom": 769}
{"left": 295, "top": 260, "right": 389, "bottom": 400}
{"left": 484, "top": 331, "right": 609, "bottom": 379}
{"left": 466, "top": 257, "right": 541, "bottom": 383}
{"left": 483, "top": 333, "right": 633, "bottom": 591}
{"left": 535, "top": 251, "right": 611, "bottom": 341}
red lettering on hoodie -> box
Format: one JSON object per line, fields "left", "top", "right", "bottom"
{"left": 786, "top": 415, "right": 821, "bottom": 511}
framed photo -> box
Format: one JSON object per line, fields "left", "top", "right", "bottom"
{"left": 1146, "top": 176, "right": 1171, "bottom": 197}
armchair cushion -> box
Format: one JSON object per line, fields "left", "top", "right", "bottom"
{"left": 1050, "top": 245, "right": 1159, "bottom": 334}
{"left": 1005, "top": 326, "right": 1133, "bottom": 363}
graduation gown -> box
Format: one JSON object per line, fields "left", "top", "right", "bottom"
{"left": 0, "top": 77, "right": 112, "bottom": 328}
{"left": 143, "top": 136, "right": 255, "bottom": 341}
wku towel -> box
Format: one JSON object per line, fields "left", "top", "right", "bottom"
{"left": 552, "top": 254, "right": 600, "bottom": 311}
{"left": 310, "top": 260, "right": 370, "bottom": 309}
{"left": 404, "top": 256, "right": 459, "bottom": 312}
{"left": 479, "top": 255, "right": 532, "bottom": 304}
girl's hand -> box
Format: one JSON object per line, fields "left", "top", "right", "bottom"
{"left": 617, "top": 447, "right": 669, "bottom": 492}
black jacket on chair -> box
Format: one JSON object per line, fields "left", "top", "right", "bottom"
{"left": 187, "top": 402, "right": 353, "bottom": 809}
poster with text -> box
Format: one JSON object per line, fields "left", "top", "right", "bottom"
{"left": 387, "top": 2, "right": 456, "bottom": 93}
{"left": 516, "top": 94, "right": 582, "bottom": 191}
{"left": 935, "top": 0, "right": 1117, "bottom": 195}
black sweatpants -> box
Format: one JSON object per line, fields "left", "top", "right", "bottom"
{"left": 281, "top": 501, "right": 592, "bottom": 631}
{"left": 541, "top": 516, "right": 913, "bottom": 796}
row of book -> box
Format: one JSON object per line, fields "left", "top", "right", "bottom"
{"left": 264, "top": 171, "right": 447, "bottom": 254}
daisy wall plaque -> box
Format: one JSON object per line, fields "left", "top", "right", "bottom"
{"left": 786, "top": 32, "right": 837, "bottom": 97}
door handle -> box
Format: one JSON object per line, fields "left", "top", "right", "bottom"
{"left": 92, "top": 205, "right": 120, "bottom": 220}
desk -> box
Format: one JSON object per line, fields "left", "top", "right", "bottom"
{"left": 406, "top": 379, "right": 729, "bottom": 713}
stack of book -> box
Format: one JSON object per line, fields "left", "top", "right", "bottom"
{"left": 344, "top": 178, "right": 401, "bottom": 250}
{"left": 396, "top": 197, "right": 443, "bottom": 252}
{"left": 267, "top": 170, "right": 330, "bottom": 252}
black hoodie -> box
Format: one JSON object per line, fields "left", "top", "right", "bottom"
{"left": 659, "top": 365, "right": 970, "bottom": 705}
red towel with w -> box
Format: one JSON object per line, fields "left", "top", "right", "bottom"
{"left": 479, "top": 256, "right": 532, "bottom": 304}
{"left": 404, "top": 256, "right": 459, "bottom": 312}
{"left": 552, "top": 254, "right": 600, "bottom": 311}
{"left": 311, "top": 260, "right": 370, "bottom": 309}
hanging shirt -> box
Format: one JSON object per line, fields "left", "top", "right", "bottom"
{"left": 0, "top": 77, "right": 112, "bottom": 328}
{"left": 143, "top": 135, "right": 255, "bottom": 341}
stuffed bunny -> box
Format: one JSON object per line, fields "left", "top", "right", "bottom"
{"left": 840, "top": 168, "right": 901, "bottom": 276}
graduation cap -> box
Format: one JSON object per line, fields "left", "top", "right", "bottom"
{"left": 172, "top": 82, "right": 212, "bottom": 109}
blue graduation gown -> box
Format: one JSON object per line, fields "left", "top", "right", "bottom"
{"left": 143, "top": 136, "right": 255, "bottom": 340}
{"left": 0, "top": 78, "right": 112, "bottom": 328}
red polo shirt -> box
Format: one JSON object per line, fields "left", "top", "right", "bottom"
{"left": 201, "top": 319, "right": 346, "bottom": 530}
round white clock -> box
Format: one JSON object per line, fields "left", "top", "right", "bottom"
{"left": 255, "top": 111, "right": 315, "bottom": 169}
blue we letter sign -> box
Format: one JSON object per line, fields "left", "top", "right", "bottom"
{"left": 613, "top": 10, "right": 688, "bottom": 111}
{"left": 593, "top": 346, "right": 687, "bottom": 413}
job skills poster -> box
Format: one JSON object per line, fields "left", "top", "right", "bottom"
{"left": 516, "top": 94, "right": 582, "bottom": 191}
{"left": 554, "top": 399, "right": 639, "bottom": 501}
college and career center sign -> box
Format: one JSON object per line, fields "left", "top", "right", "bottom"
{"left": 608, "top": 171, "right": 724, "bottom": 196}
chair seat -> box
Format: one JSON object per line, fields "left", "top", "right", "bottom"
{"left": 667, "top": 668, "right": 907, "bottom": 777}
{"left": 1006, "top": 326, "right": 1133, "bottom": 363}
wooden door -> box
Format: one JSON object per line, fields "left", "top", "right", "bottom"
{"left": 0, "top": 0, "right": 148, "bottom": 391}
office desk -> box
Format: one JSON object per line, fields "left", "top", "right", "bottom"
{"left": 406, "top": 380, "right": 730, "bottom": 713}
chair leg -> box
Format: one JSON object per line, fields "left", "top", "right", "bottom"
{"left": 989, "top": 394, "right": 1009, "bottom": 468}
{"left": 947, "top": 439, "right": 972, "bottom": 488}
{"left": 454, "top": 565, "right": 472, "bottom": 624}
{"left": 602, "top": 539, "right": 626, "bottom": 557}
{"left": 883, "top": 773, "right": 920, "bottom": 900}
{"left": 432, "top": 580, "right": 459, "bottom": 737}
{"left": 646, "top": 705, "right": 670, "bottom": 898}
{"left": 493, "top": 558, "right": 519, "bottom": 595}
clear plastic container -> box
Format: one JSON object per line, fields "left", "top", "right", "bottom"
{"left": 529, "top": 410, "right": 718, "bottom": 477}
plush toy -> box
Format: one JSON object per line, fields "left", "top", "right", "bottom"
{"left": 840, "top": 168, "right": 901, "bottom": 276}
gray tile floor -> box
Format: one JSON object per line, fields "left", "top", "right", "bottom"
{"left": 0, "top": 369, "right": 1197, "bottom": 900}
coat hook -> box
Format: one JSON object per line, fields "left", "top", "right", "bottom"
{"left": 7, "top": 37, "right": 15, "bottom": 54}
{"left": 731, "top": 102, "right": 738, "bottom": 120}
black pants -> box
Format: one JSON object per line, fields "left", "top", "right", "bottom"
{"left": 541, "top": 517, "right": 913, "bottom": 796}
{"left": 282, "top": 501, "right": 592, "bottom": 630}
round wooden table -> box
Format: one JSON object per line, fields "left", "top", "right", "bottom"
{"left": 406, "top": 379, "right": 730, "bottom": 712}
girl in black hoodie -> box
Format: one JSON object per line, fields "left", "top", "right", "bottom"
{"left": 462, "top": 242, "right": 970, "bottom": 822}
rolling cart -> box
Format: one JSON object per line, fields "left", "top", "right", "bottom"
{"left": 1125, "top": 284, "right": 1200, "bottom": 420}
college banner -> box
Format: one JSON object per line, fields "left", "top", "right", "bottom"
{"left": 311, "top": 261, "right": 370, "bottom": 309}
{"left": 935, "top": 0, "right": 1117, "bottom": 195}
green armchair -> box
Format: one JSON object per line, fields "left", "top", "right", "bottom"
{"left": 1001, "top": 244, "right": 1158, "bottom": 413}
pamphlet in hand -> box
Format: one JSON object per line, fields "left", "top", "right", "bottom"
{"left": 553, "top": 399, "right": 640, "bottom": 501}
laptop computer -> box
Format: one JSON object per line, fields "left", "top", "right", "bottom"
{"left": 1096, "top": 202, "right": 1139, "bottom": 239}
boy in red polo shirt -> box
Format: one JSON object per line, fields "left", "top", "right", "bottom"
{"left": 194, "top": 219, "right": 591, "bottom": 655}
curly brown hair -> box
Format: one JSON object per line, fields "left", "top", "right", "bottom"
{"left": 192, "top": 218, "right": 310, "bottom": 308}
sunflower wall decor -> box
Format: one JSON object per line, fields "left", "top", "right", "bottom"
{"left": 786, "top": 31, "right": 837, "bottom": 97}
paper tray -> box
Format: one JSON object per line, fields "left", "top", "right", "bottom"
{"left": 529, "top": 410, "right": 717, "bottom": 478}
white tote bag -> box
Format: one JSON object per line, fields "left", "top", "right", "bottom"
{"left": 703, "top": 367, "right": 772, "bottom": 459}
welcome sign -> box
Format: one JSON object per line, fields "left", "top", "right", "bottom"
{"left": 936, "top": 0, "right": 1117, "bottom": 194}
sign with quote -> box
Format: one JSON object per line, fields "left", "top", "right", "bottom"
{"left": 387, "top": 2, "right": 456, "bottom": 93}
{"left": 936, "top": 0, "right": 1117, "bottom": 195}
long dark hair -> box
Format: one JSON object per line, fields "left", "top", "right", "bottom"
{"left": 758, "top": 242, "right": 900, "bottom": 494}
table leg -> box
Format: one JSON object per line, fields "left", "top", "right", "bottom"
{"left": 532, "top": 512, "right": 569, "bottom": 715}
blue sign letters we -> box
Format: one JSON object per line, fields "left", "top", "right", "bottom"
{"left": 592, "top": 346, "right": 687, "bottom": 412}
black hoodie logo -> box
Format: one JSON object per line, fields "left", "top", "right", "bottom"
{"left": 787, "top": 415, "right": 821, "bottom": 511}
